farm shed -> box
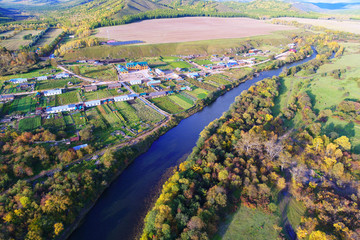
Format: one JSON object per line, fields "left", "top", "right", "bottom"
{"left": 73, "top": 144, "right": 88, "bottom": 151}
{"left": 107, "top": 83, "right": 122, "bottom": 89}
{"left": 148, "top": 91, "right": 167, "bottom": 99}
{"left": 84, "top": 85, "right": 98, "bottom": 92}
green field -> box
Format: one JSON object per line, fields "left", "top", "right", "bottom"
{"left": 36, "top": 78, "right": 81, "bottom": 90}
{"left": 34, "top": 28, "right": 63, "bottom": 48}
{"left": 205, "top": 74, "right": 232, "bottom": 85}
{"left": 160, "top": 56, "right": 180, "bottom": 62}
{"left": 0, "top": 67, "right": 60, "bottom": 81}
{"left": 18, "top": 116, "right": 41, "bottom": 131}
{"left": 114, "top": 101, "right": 140, "bottom": 123}
{"left": 72, "top": 65, "right": 118, "bottom": 81}
{"left": 8, "top": 95, "right": 36, "bottom": 114}
{"left": 186, "top": 87, "right": 208, "bottom": 99}
{"left": 43, "top": 116, "right": 66, "bottom": 129}
{"left": 132, "top": 99, "right": 164, "bottom": 123}
{"left": 276, "top": 51, "right": 360, "bottom": 152}
{"left": 150, "top": 96, "right": 184, "bottom": 114}
{"left": 193, "top": 59, "right": 212, "bottom": 65}
{"left": 55, "top": 90, "right": 80, "bottom": 105}
{"left": 72, "top": 112, "right": 86, "bottom": 126}
{"left": 63, "top": 114, "right": 74, "bottom": 125}
{"left": 287, "top": 198, "right": 306, "bottom": 230}
{"left": 168, "top": 94, "right": 193, "bottom": 109}
{"left": 169, "top": 61, "right": 192, "bottom": 69}
{"left": 83, "top": 88, "right": 113, "bottom": 101}
{"left": 0, "top": 30, "right": 42, "bottom": 50}
{"left": 214, "top": 205, "right": 281, "bottom": 240}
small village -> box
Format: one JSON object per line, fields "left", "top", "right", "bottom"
{"left": 0, "top": 44, "right": 297, "bottom": 150}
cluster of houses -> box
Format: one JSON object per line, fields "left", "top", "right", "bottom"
{"left": 117, "top": 62, "right": 149, "bottom": 74}
{"left": 7, "top": 72, "right": 71, "bottom": 85}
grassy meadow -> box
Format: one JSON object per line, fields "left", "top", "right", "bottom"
{"left": 214, "top": 205, "right": 281, "bottom": 240}
{"left": 275, "top": 43, "right": 360, "bottom": 152}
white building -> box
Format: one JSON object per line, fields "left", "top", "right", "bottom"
{"left": 46, "top": 104, "right": 76, "bottom": 114}
{"left": 155, "top": 68, "right": 165, "bottom": 76}
{"left": 55, "top": 72, "right": 70, "bottom": 79}
{"left": 85, "top": 100, "right": 101, "bottom": 107}
{"left": 37, "top": 76, "right": 48, "bottom": 81}
{"left": 9, "top": 78, "right": 27, "bottom": 84}
{"left": 43, "top": 89, "right": 63, "bottom": 96}
{"left": 114, "top": 94, "right": 138, "bottom": 102}
{"left": 129, "top": 79, "right": 142, "bottom": 85}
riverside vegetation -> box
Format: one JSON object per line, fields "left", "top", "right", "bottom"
{"left": 141, "top": 31, "right": 360, "bottom": 240}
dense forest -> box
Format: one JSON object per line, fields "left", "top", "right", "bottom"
{"left": 141, "top": 34, "right": 360, "bottom": 239}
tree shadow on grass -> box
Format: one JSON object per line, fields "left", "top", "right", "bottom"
{"left": 272, "top": 77, "right": 287, "bottom": 118}
{"left": 322, "top": 121, "right": 355, "bottom": 139}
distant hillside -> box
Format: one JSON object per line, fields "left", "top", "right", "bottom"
{"left": 0, "top": 0, "right": 320, "bottom": 29}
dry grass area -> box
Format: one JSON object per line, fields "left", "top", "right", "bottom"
{"left": 95, "top": 17, "right": 295, "bottom": 44}
{"left": 278, "top": 17, "right": 360, "bottom": 34}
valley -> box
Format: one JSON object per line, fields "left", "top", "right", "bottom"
{"left": 0, "top": 1, "right": 359, "bottom": 240}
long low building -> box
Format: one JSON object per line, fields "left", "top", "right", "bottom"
{"left": 148, "top": 91, "right": 167, "bottom": 99}
{"left": 129, "top": 79, "right": 142, "bottom": 85}
{"left": 8, "top": 78, "right": 27, "bottom": 84}
{"left": 114, "top": 94, "right": 139, "bottom": 102}
{"left": 46, "top": 104, "right": 76, "bottom": 114}
{"left": 0, "top": 94, "right": 14, "bottom": 102}
{"left": 84, "top": 100, "right": 101, "bottom": 107}
{"left": 44, "top": 89, "right": 63, "bottom": 96}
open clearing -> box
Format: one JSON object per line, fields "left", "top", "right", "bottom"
{"left": 278, "top": 17, "right": 360, "bottom": 34}
{"left": 95, "top": 17, "right": 295, "bottom": 44}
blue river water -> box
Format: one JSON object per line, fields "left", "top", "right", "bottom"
{"left": 69, "top": 50, "right": 317, "bottom": 240}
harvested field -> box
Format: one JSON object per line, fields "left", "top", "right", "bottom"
{"left": 0, "top": 30, "right": 42, "bottom": 50}
{"left": 35, "top": 28, "right": 63, "bottom": 47}
{"left": 95, "top": 17, "right": 295, "bottom": 44}
{"left": 278, "top": 17, "right": 360, "bottom": 34}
